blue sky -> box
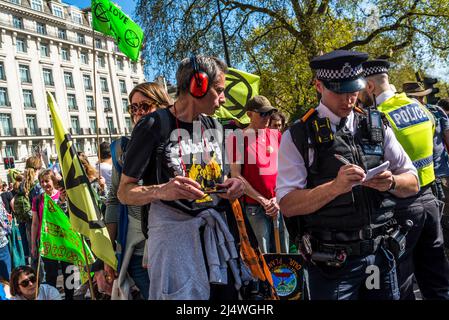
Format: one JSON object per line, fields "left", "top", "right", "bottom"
{"left": 65, "top": 0, "right": 137, "bottom": 18}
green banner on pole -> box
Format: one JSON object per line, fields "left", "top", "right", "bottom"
{"left": 39, "top": 194, "right": 95, "bottom": 283}
{"left": 214, "top": 68, "right": 260, "bottom": 125}
{"left": 91, "top": 0, "right": 144, "bottom": 62}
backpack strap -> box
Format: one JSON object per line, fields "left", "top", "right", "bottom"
{"left": 140, "top": 108, "right": 173, "bottom": 241}
{"left": 155, "top": 107, "right": 175, "bottom": 184}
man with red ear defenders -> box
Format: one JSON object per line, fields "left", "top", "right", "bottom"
{"left": 118, "top": 55, "right": 251, "bottom": 300}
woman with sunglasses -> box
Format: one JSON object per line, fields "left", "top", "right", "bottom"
{"left": 9, "top": 265, "right": 61, "bottom": 300}
{"left": 103, "top": 82, "right": 172, "bottom": 299}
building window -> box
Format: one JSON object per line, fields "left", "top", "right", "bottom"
{"left": 97, "top": 55, "right": 105, "bottom": 68}
{"left": 13, "top": 16, "right": 23, "bottom": 29}
{"left": 0, "top": 62, "right": 5, "bottom": 80}
{"left": 119, "top": 80, "right": 127, "bottom": 94}
{"left": 95, "top": 38, "right": 102, "bottom": 49}
{"left": 70, "top": 116, "right": 80, "bottom": 134}
{"left": 100, "top": 78, "right": 108, "bottom": 92}
{"left": 86, "top": 96, "right": 94, "bottom": 111}
{"left": 67, "top": 94, "right": 77, "bottom": 111}
{"left": 16, "top": 38, "right": 27, "bottom": 53}
{"left": 40, "top": 43, "right": 50, "bottom": 57}
{"left": 42, "top": 68, "right": 54, "bottom": 86}
{"left": 77, "top": 33, "right": 85, "bottom": 45}
{"left": 31, "top": 0, "right": 43, "bottom": 12}
{"left": 125, "top": 117, "right": 132, "bottom": 132}
{"left": 83, "top": 74, "right": 92, "bottom": 90}
{"left": 23, "top": 90, "right": 35, "bottom": 108}
{"left": 122, "top": 98, "right": 128, "bottom": 113}
{"left": 103, "top": 97, "right": 111, "bottom": 110}
{"left": 9, "top": 0, "right": 20, "bottom": 4}
{"left": 80, "top": 52, "right": 89, "bottom": 64}
{"left": 0, "top": 114, "right": 12, "bottom": 136}
{"left": 131, "top": 63, "right": 137, "bottom": 73}
{"left": 5, "top": 142, "right": 16, "bottom": 159}
{"left": 26, "top": 115, "right": 37, "bottom": 135}
{"left": 64, "top": 72, "right": 74, "bottom": 88}
{"left": 61, "top": 48, "right": 70, "bottom": 61}
{"left": 52, "top": 5, "right": 64, "bottom": 18}
{"left": 36, "top": 22, "right": 46, "bottom": 35}
{"left": 116, "top": 58, "right": 124, "bottom": 71}
{"left": 133, "top": 81, "right": 138, "bottom": 88}
{"left": 19, "top": 65, "right": 31, "bottom": 83}
{"left": 89, "top": 117, "right": 97, "bottom": 132}
{"left": 106, "top": 117, "right": 114, "bottom": 132}
{"left": 0, "top": 88, "right": 10, "bottom": 106}
{"left": 58, "top": 28, "right": 67, "bottom": 40}
{"left": 72, "top": 12, "right": 82, "bottom": 24}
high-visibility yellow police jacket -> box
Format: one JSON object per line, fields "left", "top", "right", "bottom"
{"left": 378, "top": 93, "right": 435, "bottom": 187}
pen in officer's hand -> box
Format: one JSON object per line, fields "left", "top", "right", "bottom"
{"left": 334, "top": 154, "right": 351, "bottom": 165}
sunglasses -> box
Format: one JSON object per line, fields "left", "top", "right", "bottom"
{"left": 259, "top": 110, "right": 275, "bottom": 117}
{"left": 19, "top": 274, "right": 37, "bottom": 287}
{"left": 127, "top": 100, "right": 158, "bottom": 115}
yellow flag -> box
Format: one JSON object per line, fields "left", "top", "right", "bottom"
{"left": 47, "top": 92, "right": 117, "bottom": 270}
{"left": 214, "top": 68, "right": 260, "bottom": 125}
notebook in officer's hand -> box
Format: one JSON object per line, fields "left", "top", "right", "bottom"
{"left": 353, "top": 161, "right": 390, "bottom": 187}
{"left": 364, "top": 161, "right": 390, "bottom": 182}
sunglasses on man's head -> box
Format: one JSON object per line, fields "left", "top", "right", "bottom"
{"left": 19, "top": 274, "right": 36, "bottom": 287}
{"left": 259, "top": 110, "right": 275, "bottom": 118}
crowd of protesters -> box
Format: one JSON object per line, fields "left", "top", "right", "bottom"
{"left": 1, "top": 52, "right": 449, "bottom": 301}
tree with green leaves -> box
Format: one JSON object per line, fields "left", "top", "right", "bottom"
{"left": 136, "top": 0, "right": 449, "bottom": 118}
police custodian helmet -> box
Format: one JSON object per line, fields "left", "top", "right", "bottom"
{"left": 310, "top": 50, "right": 369, "bottom": 94}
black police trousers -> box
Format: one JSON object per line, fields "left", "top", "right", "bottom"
{"left": 395, "top": 187, "right": 449, "bottom": 300}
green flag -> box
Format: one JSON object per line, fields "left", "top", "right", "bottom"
{"left": 91, "top": 0, "right": 144, "bottom": 61}
{"left": 214, "top": 68, "right": 261, "bottom": 125}
{"left": 39, "top": 194, "right": 95, "bottom": 283}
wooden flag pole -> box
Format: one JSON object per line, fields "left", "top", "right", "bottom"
{"left": 273, "top": 216, "right": 281, "bottom": 254}
{"left": 81, "top": 234, "right": 96, "bottom": 300}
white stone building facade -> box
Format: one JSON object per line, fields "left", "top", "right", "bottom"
{"left": 0, "top": 0, "right": 145, "bottom": 180}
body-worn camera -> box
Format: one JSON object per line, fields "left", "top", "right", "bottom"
{"left": 312, "top": 117, "right": 334, "bottom": 144}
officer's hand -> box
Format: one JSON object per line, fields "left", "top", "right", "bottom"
{"left": 262, "top": 198, "right": 279, "bottom": 217}
{"left": 157, "top": 176, "right": 205, "bottom": 201}
{"left": 362, "top": 170, "right": 393, "bottom": 192}
{"left": 334, "top": 164, "right": 366, "bottom": 194}
{"left": 217, "top": 178, "right": 245, "bottom": 200}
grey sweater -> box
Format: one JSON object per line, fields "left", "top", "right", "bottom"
{"left": 146, "top": 201, "right": 243, "bottom": 300}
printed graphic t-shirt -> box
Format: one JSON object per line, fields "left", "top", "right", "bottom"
{"left": 123, "top": 107, "right": 230, "bottom": 215}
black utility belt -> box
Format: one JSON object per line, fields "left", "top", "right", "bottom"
{"left": 310, "top": 225, "right": 388, "bottom": 242}
{"left": 311, "top": 236, "right": 384, "bottom": 257}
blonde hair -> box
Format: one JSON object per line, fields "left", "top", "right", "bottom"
{"left": 129, "top": 82, "right": 172, "bottom": 110}
{"left": 78, "top": 153, "right": 97, "bottom": 180}
{"left": 23, "top": 156, "right": 42, "bottom": 196}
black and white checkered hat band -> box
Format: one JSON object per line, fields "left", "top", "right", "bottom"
{"left": 363, "top": 66, "right": 388, "bottom": 77}
{"left": 316, "top": 63, "right": 363, "bottom": 81}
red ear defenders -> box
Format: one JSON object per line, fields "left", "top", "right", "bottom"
{"left": 189, "top": 56, "right": 210, "bottom": 98}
